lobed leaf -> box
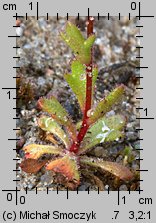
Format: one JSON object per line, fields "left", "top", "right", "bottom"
{"left": 60, "top": 22, "right": 95, "bottom": 64}
{"left": 80, "top": 156, "right": 133, "bottom": 181}
{"left": 65, "top": 60, "right": 98, "bottom": 112}
{"left": 20, "top": 159, "right": 48, "bottom": 173}
{"left": 79, "top": 115, "right": 126, "bottom": 154}
{"left": 46, "top": 155, "right": 80, "bottom": 184}
{"left": 38, "top": 96, "right": 77, "bottom": 141}
{"left": 88, "top": 85, "right": 125, "bottom": 125}
{"left": 38, "top": 116, "right": 70, "bottom": 148}
{"left": 22, "top": 144, "right": 63, "bottom": 160}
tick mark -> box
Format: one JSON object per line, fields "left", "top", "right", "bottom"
{"left": 108, "top": 13, "right": 109, "bottom": 20}
{"left": 118, "top": 13, "right": 120, "bottom": 20}
{"left": 98, "top": 13, "right": 100, "bottom": 20}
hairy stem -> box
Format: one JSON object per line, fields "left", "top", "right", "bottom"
{"left": 70, "top": 17, "right": 94, "bottom": 153}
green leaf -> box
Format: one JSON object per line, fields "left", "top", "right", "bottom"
{"left": 38, "top": 96, "right": 77, "bottom": 141}
{"left": 65, "top": 60, "right": 98, "bottom": 112}
{"left": 65, "top": 61, "right": 86, "bottom": 111}
{"left": 80, "top": 156, "right": 133, "bottom": 181}
{"left": 60, "top": 22, "right": 95, "bottom": 64}
{"left": 46, "top": 155, "right": 80, "bottom": 185}
{"left": 79, "top": 115, "right": 126, "bottom": 154}
{"left": 38, "top": 116, "right": 71, "bottom": 148}
{"left": 88, "top": 85, "right": 125, "bottom": 125}
{"left": 22, "top": 144, "right": 63, "bottom": 160}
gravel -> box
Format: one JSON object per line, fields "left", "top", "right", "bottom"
{"left": 16, "top": 16, "right": 140, "bottom": 191}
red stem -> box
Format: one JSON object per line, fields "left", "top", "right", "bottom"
{"left": 70, "top": 17, "right": 94, "bottom": 153}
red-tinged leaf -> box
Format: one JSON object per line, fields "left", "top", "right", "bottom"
{"left": 38, "top": 96, "right": 77, "bottom": 141}
{"left": 80, "top": 156, "right": 133, "bottom": 181}
{"left": 23, "top": 144, "right": 63, "bottom": 160}
{"left": 46, "top": 155, "right": 80, "bottom": 184}
{"left": 20, "top": 159, "right": 48, "bottom": 173}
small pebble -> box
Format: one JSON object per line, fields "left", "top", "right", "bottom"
{"left": 116, "top": 155, "right": 123, "bottom": 163}
{"left": 104, "top": 185, "right": 110, "bottom": 190}
{"left": 16, "top": 27, "right": 23, "bottom": 36}
{"left": 23, "top": 43, "right": 32, "bottom": 49}
{"left": 37, "top": 77, "right": 46, "bottom": 86}
{"left": 78, "top": 184, "right": 87, "bottom": 191}
{"left": 93, "top": 147, "right": 108, "bottom": 158}
{"left": 109, "top": 147, "right": 118, "bottom": 155}
{"left": 119, "top": 184, "right": 128, "bottom": 191}
{"left": 126, "top": 132, "right": 137, "bottom": 141}
{"left": 40, "top": 171, "right": 54, "bottom": 186}
{"left": 132, "top": 162, "right": 139, "bottom": 170}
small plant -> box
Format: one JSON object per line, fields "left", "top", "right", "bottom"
{"left": 20, "top": 17, "right": 133, "bottom": 190}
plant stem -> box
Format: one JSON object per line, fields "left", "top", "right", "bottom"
{"left": 70, "top": 17, "right": 94, "bottom": 153}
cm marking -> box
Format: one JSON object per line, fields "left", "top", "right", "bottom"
{"left": 139, "top": 197, "right": 152, "bottom": 205}
{"left": 3, "top": 3, "right": 16, "bottom": 10}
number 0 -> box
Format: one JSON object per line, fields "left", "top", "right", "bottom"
{"left": 20, "top": 196, "right": 25, "bottom": 204}
{"left": 131, "top": 2, "right": 137, "bottom": 10}
{"left": 7, "top": 193, "right": 12, "bottom": 201}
